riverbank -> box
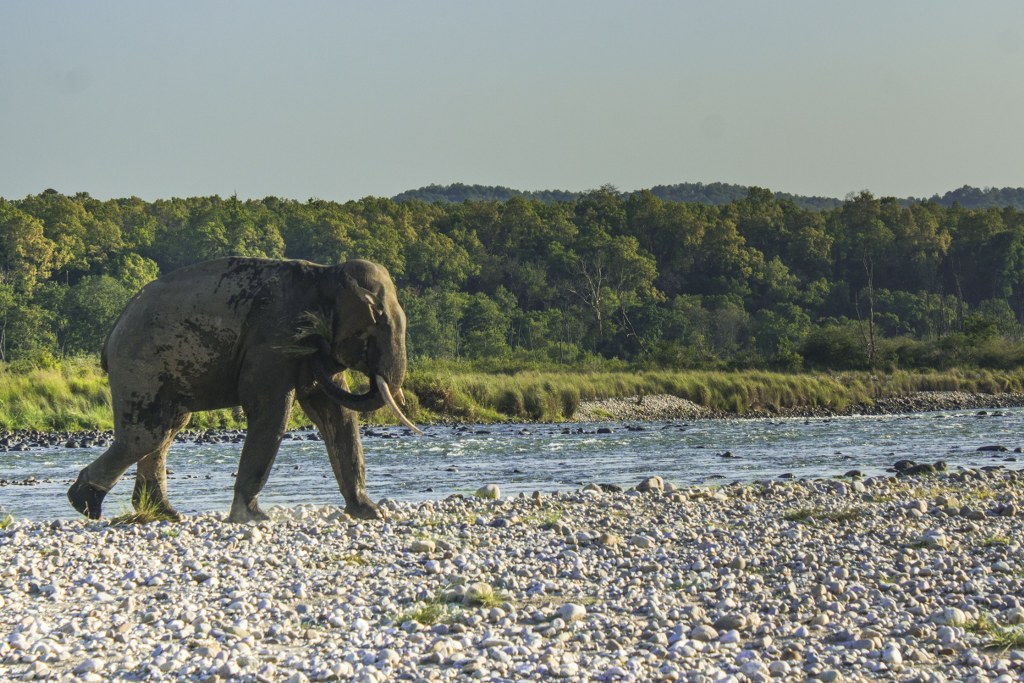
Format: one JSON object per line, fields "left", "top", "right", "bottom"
{"left": 2, "top": 390, "right": 1024, "bottom": 458}
{"left": 6, "top": 357, "right": 1024, "bottom": 430}
{"left": 2, "top": 466, "right": 1022, "bottom": 681}
{"left": 574, "top": 390, "right": 1024, "bottom": 421}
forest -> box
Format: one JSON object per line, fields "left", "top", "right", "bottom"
{"left": 396, "top": 182, "right": 1024, "bottom": 211}
{"left": 2, "top": 185, "right": 1024, "bottom": 373}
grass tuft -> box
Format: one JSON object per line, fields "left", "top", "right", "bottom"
{"left": 109, "top": 485, "right": 178, "bottom": 526}
{"left": 966, "top": 614, "right": 1024, "bottom": 651}
{"left": 398, "top": 602, "right": 451, "bottom": 626}
{"left": 981, "top": 535, "right": 1011, "bottom": 547}
{"left": 334, "top": 553, "right": 371, "bottom": 566}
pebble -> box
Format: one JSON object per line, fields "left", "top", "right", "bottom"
{"left": 409, "top": 539, "right": 435, "bottom": 553}
{"left": 475, "top": 484, "right": 501, "bottom": 500}
{"left": 690, "top": 624, "right": 719, "bottom": 642}
{"left": 1, "top": 468, "right": 1022, "bottom": 682}
{"left": 557, "top": 603, "right": 587, "bottom": 622}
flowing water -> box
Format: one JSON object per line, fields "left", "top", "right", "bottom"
{"left": 1, "top": 408, "right": 1021, "bottom": 521}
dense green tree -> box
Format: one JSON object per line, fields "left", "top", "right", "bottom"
{"left": 60, "top": 275, "right": 133, "bottom": 355}
{"left": 0, "top": 201, "right": 57, "bottom": 293}
{"left": 1, "top": 186, "right": 1024, "bottom": 368}
{"left": 462, "top": 292, "right": 512, "bottom": 358}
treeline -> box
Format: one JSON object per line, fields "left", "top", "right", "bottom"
{"left": 395, "top": 182, "right": 1024, "bottom": 211}
{"left": 2, "top": 186, "right": 1024, "bottom": 372}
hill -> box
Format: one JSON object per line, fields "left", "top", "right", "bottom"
{"left": 394, "top": 182, "right": 1024, "bottom": 210}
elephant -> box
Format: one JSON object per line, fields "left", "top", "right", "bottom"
{"left": 67, "top": 257, "right": 419, "bottom": 523}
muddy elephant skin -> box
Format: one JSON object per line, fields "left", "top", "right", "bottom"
{"left": 67, "top": 257, "right": 410, "bottom": 523}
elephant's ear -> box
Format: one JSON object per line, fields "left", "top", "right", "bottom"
{"left": 337, "top": 273, "right": 381, "bottom": 333}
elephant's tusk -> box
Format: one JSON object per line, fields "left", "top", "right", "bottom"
{"left": 394, "top": 387, "right": 407, "bottom": 408}
{"left": 376, "top": 375, "right": 423, "bottom": 435}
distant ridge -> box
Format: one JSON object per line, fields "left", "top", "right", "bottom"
{"left": 392, "top": 183, "right": 579, "bottom": 205}
{"left": 393, "top": 182, "right": 1024, "bottom": 210}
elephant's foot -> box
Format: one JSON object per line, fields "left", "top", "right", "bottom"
{"left": 132, "top": 484, "right": 182, "bottom": 522}
{"left": 228, "top": 496, "right": 270, "bottom": 524}
{"left": 345, "top": 495, "right": 386, "bottom": 521}
{"left": 68, "top": 469, "right": 109, "bottom": 519}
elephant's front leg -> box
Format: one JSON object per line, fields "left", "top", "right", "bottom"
{"left": 228, "top": 391, "right": 294, "bottom": 523}
{"left": 298, "top": 391, "right": 383, "bottom": 520}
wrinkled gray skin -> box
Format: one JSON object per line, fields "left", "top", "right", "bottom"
{"left": 67, "top": 257, "right": 407, "bottom": 523}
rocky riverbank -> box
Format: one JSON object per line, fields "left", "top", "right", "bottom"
{"left": 575, "top": 391, "right": 1024, "bottom": 422}
{"left": 2, "top": 466, "right": 1023, "bottom": 682}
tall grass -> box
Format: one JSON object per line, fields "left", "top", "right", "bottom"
{"left": 3, "top": 356, "right": 1024, "bottom": 431}
{"left": 406, "top": 364, "right": 1024, "bottom": 422}
{"left": 0, "top": 357, "right": 112, "bottom": 431}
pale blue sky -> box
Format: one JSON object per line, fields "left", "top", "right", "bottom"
{"left": 1, "top": 1, "right": 1022, "bottom": 201}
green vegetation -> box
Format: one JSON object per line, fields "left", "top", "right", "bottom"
{"left": 397, "top": 601, "right": 451, "bottom": 626}
{"left": 394, "top": 581, "right": 505, "bottom": 626}
{"left": 4, "top": 355, "right": 1024, "bottom": 430}
{"left": 0, "top": 357, "right": 111, "bottom": 430}
{"left": 3, "top": 187, "right": 1024, "bottom": 374}
{"left": 3, "top": 185, "right": 1024, "bottom": 430}
{"left": 965, "top": 614, "right": 1024, "bottom": 651}
{"left": 332, "top": 553, "right": 372, "bottom": 567}
{"left": 0, "top": 512, "right": 13, "bottom": 529}
{"left": 405, "top": 362, "right": 1024, "bottom": 422}
{"left": 981, "top": 535, "right": 1011, "bottom": 547}
{"left": 396, "top": 182, "right": 1024, "bottom": 211}
{"left": 461, "top": 582, "right": 504, "bottom": 608}
{"left": 108, "top": 485, "right": 179, "bottom": 525}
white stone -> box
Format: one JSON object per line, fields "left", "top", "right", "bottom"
{"left": 629, "top": 534, "right": 656, "bottom": 549}
{"left": 409, "top": 539, "right": 435, "bottom": 553}
{"left": 557, "top": 603, "right": 587, "bottom": 622}
{"left": 720, "top": 629, "right": 741, "bottom": 644}
{"left": 690, "top": 625, "right": 719, "bottom": 642}
{"left": 637, "top": 476, "right": 664, "bottom": 493}
{"left": 475, "top": 484, "right": 501, "bottom": 500}
{"left": 882, "top": 643, "right": 902, "bottom": 668}
{"left": 74, "top": 658, "right": 105, "bottom": 674}
{"left": 930, "top": 607, "right": 967, "bottom": 626}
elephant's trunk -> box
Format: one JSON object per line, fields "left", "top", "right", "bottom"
{"left": 311, "top": 339, "right": 421, "bottom": 433}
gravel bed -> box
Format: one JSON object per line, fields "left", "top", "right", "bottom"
{"left": 2, "top": 467, "right": 1024, "bottom": 682}
{"left": 576, "top": 391, "right": 1024, "bottom": 422}
{"left": 573, "top": 395, "right": 715, "bottom": 422}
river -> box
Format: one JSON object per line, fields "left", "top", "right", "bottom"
{"left": 1, "top": 408, "right": 1021, "bottom": 521}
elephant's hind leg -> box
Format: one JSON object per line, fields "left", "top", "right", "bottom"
{"left": 68, "top": 409, "right": 188, "bottom": 520}
{"left": 68, "top": 461, "right": 116, "bottom": 519}
{"left": 133, "top": 412, "right": 191, "bottom": 521}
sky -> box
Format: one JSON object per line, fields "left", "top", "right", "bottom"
{"left": 1, "top": 1, "right": 1022, "bottom": 202}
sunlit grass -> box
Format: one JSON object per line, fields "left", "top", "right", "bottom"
{"left": 397, "top": 601, "right": 451, "bottom": 626}
{"left": 4, "top": 355, "right": 1024, "bottom": 430}
{"left": 406, "top": 364, "right": 1024, "bottom": 422}
{"left": 965, "top": 614, "right": 1024, "bottom": 651}
{"left": 108, "top": 485, "right": 178, "bottom": 526}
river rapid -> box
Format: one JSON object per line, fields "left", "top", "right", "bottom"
{"left": 1, "top": 407, "right": 1021, "bottom": 521}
